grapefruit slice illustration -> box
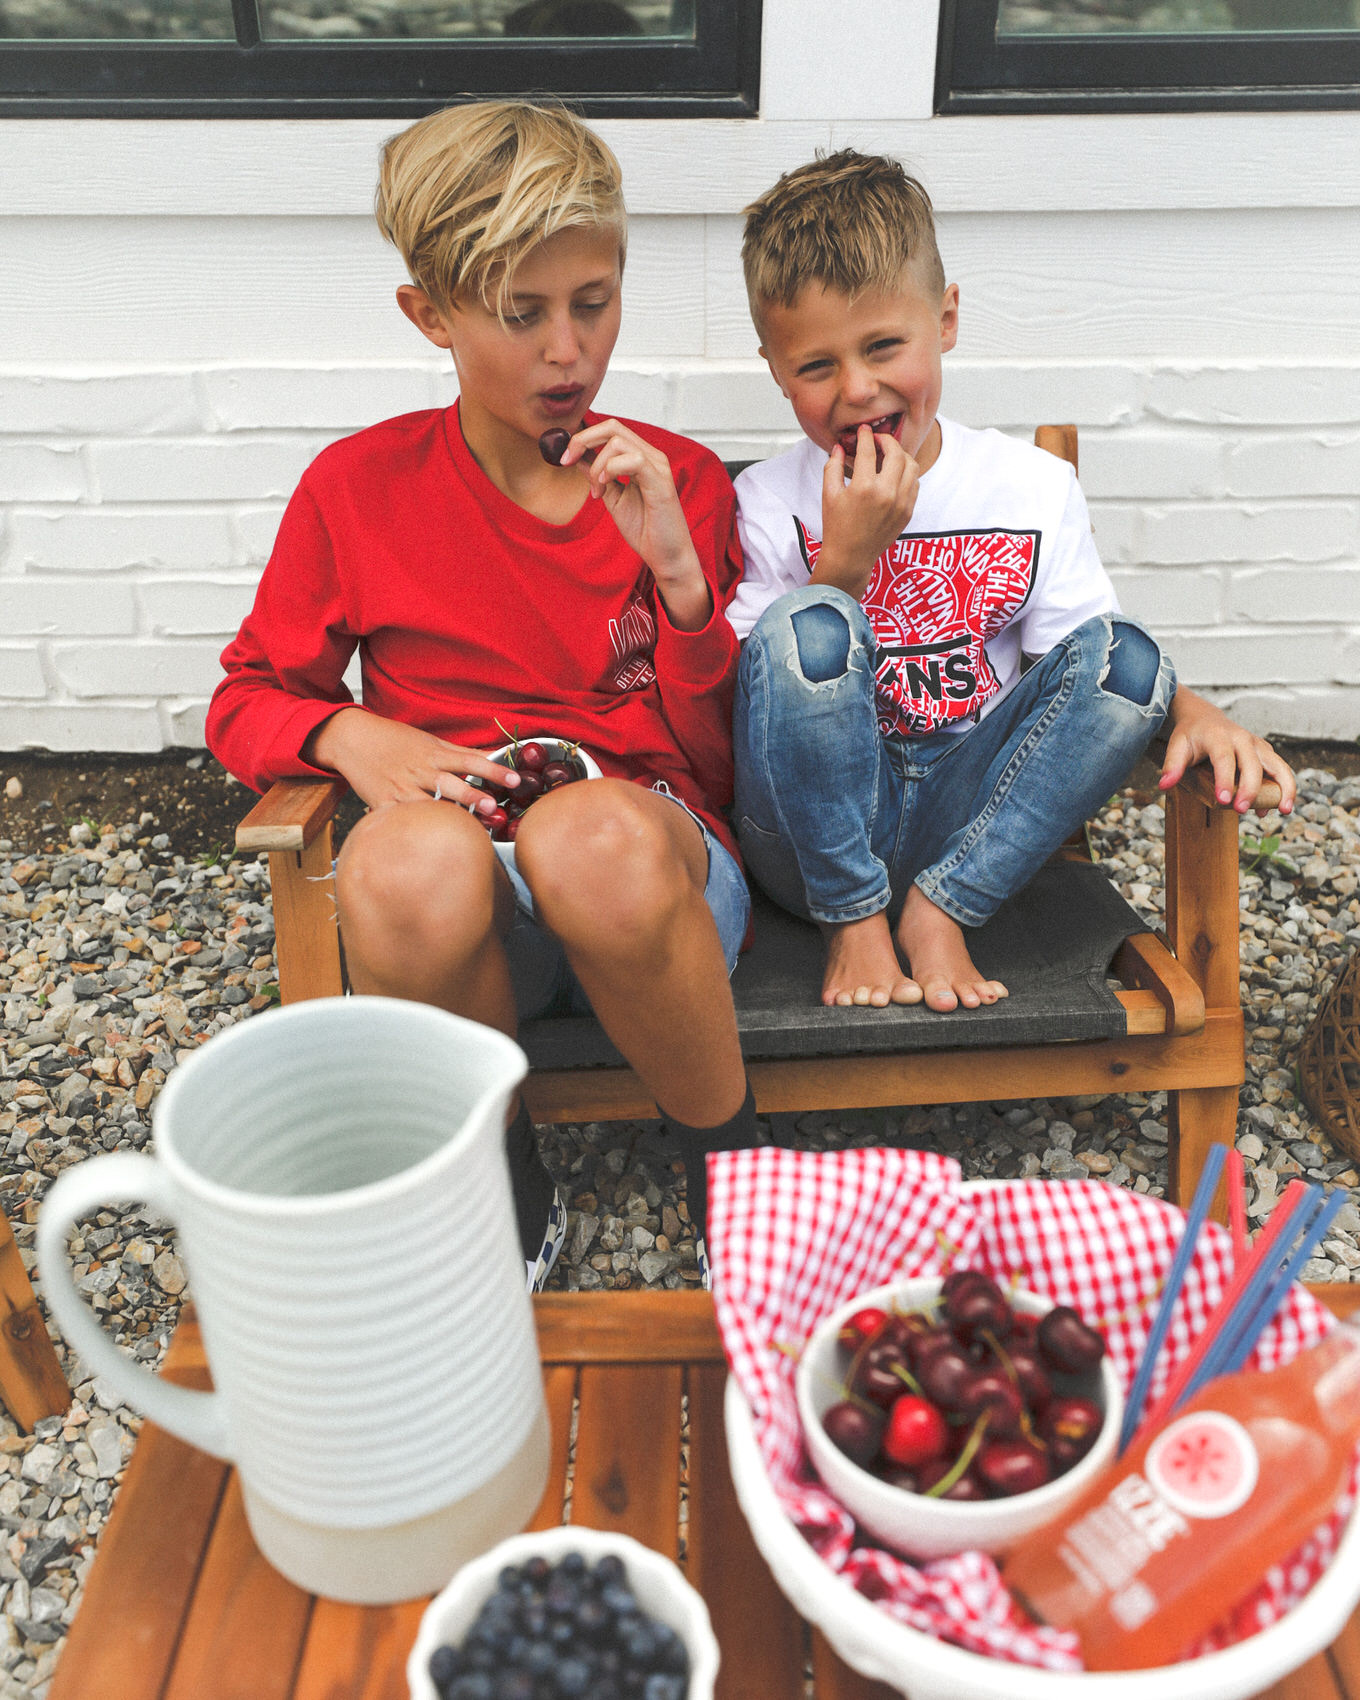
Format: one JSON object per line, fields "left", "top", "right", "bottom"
{"left": 1145, "top": 1411, "right": 1259, "bottom": 1519}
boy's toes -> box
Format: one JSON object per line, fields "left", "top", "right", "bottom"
{"left": 890, "top": 979, "right": 923, "bottom": 1005}
{"left": 922, "top": 978, "right": 959, "bottom": 1013}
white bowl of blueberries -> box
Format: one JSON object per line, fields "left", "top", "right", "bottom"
{"left": 407, "top": 1524, "right": 720, "bottom": 1700}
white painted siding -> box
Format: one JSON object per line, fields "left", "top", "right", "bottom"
{"left": 1, "top": 4, "right": 1359, "bottom": 748}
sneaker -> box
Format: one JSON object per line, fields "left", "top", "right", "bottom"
{"left": 526, "top": 1186, "right": 568, "bottom": 1293}
{"left": 694, "top": 1234, "right": 711, "bottom": 1291}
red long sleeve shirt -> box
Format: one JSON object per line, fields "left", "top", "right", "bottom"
{"left": 207, "top": 404, "right": 744, "bottom": 857}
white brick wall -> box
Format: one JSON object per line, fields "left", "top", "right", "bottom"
{"left": 3, "top": 354, "right": 1359, "bottom": 747}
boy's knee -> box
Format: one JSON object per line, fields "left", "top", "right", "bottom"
{"left": 791, "top": 602, "right": 853, "bottom": 683}
{"left": 337, "top": 800, "right": 492, "bottom": 923}
{"left": 1101, "top": 619, "right": 1166, "bottom": 709}
{"left": 749, "top": 587, "right": 863, "bottom": 686}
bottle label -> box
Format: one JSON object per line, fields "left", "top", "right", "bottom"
{"left": 1144, "top": 1410, "right": 1259, "bottom": 1520}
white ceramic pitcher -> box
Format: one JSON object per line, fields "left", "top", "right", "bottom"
{"left": 36, "top": 996, "right": 551, "bottom": 1604}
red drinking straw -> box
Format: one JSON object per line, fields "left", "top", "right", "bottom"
{"left": 1226, "top": 1147, "right": 1248, "bottom": 1264}
{"left": 1135, "top": 1176, "right": 1310, "bottom": 1441}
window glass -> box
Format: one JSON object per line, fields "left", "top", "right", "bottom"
{"left": 997, "top": 1, "right": 1360, "bottom": 35}
{"left": 0, "top": 1, "right": 234, "bottom": 36}
{"left": 253, "top": 0, "right": 691, "bottom": 42}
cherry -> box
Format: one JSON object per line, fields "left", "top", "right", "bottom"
{"left": 838, "top": 1307, "right": 889, "bottom": 1352}
{"left": 955, "top": 1368, "right": 1024, "bottom": 1438}
{"left": 1037, "top": 1306, "right": 1106, "bottom": 1375}
{"left": 517, "top": 742, "right": 549, "bottom": 773}
{"left": 917, "top": 1345, "right": 974, "bottom": 1413}
{"left": 482, "top": 806, "right": 509, "bottom": 833}
{"left": 944, "top": 1275, "right": 1011, "bottom": 1343}
{"left": 538, "top": 428, "right": 571, "bottom": 466}
{"left": 504, "top": 817, "right": 523, "bottom": 841}
{"left": 511, "top": 770, "right": 545, "bottom": 803}
{"left": 821, "top": 1401, "right": 884, "bottom": 1469}
{"left": 915, "top": 1457, "right": 987, "bottom": 1501}
{"left": 881, "top": 1395, "right": 948, "bottom": 1469}
{"left": 908, "top": 1326, "right": 955, "bottom": 1374}
{"left": 541, "top": 760, "right": 577, "bottom": 788}
{"left": 1003, "top": 1344, "right": 1054, "bottom": 1414}
{"left": 1041, "top": 1395, "right": 1104, "bottom": 1472}
{"left": 854, "top": 1341, "right": 912, "bottom": 1409}
{"left": 977, "top": 1439, "right": 1050, "bottom": 1498}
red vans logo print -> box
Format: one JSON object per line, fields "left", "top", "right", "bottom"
{"left": 794, "top": 520, "right": 1039, "bottom": 736}
{"left": 609, "top": 584, "right": 657, "bottom": 692}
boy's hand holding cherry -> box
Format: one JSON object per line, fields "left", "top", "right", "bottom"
{"left": 813, "top": 424, "right": 920, "bottom": 604}
{"left": 304, "top": 707, "right": 521, "bottom": 815}
{"left": 544, "top": 418, "right": 713, "bottom": 633}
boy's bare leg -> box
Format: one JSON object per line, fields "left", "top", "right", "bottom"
{"left": 514, "top": 779, "right": 747, "bottom": 1126}
{"left": 334, "top": 800, "right": 519, "bottom": 1034}
{"left": 893, "top": 883, "right": 1008, "bottom": 1013}
{"left": 818, "top": 912, "right": 922, "bottom": 1009}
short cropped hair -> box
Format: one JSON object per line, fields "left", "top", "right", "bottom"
{"left": 375, "top": 100, "right": 626, "bottom": 318}
{"left": 742, "top": 150, "right": 945, "bottom": 324}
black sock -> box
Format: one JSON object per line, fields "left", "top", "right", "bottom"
{"left": 663, "top": 1081, "right": 759, "bottom": 1244}
{"left": 505, "top": 1100, "right": 557, "bottom": 1261}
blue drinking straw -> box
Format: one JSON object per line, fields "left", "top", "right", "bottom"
{"left": 1179, "top": 1186, "right": 1347, "bottom": 1404}
{"left": 1118, "top": 1140, "right": 1227, "bottom": 1454}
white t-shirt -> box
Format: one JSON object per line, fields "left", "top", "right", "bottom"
{"left": 729, "top": 415, "right": 1119, "bottom": 738}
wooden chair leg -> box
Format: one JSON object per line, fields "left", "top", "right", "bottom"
{"left": 1167, "top": 1085, "right": 1240, "bottom": 1210}
{"left": 268, "top": 821, "right": 344, "bottom": 1005}
{"left": 0, "top": 1211, "right": 70, "bottom": 1431}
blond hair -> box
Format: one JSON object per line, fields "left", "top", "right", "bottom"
{"left": 742, "top": 150, "right": 944, "bottom": 324}
{"left": 375, "top": 100, "right": 626, "bottom": 317}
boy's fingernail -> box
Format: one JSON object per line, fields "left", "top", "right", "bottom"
{"left": 1218, "top": 788, "right": 1232, "bottom": 803}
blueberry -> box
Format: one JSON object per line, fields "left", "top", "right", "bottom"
{"left": 559, "top": 1550, "right": 587, "bottom": 1579}
{"left": 523, "top": 1643, "right": 556, "bottom": 1679}
{"left": 523, "top": 1556, "right": 551, "bottom": 1585}
{"left": 544, "top": 1577, "right": 579, "bottom": 1615}
{"left": 497, "top": 1564, "right": 522, "bottom": 1591}
{"left": 642, "top": 1677, "right": 685, "bottom": 1700}
{"left": 574, "top": 1595, "right": 611, "bottom": 1641}
{"left": 652, "top": 1625, "right": 689, "bottom": 1674}
{"left": 521, "top": 1603, "right": 548, "bottom": 1638}
{"left": 594, "top": 1554, "right": 626, "bottom": 1588}
{"left": 556, "top": 1656, "right": 592, "bottom": 1697}
{"left": 429, "top": 1644, "right": 462, "bottom": 1687}
{"left": 493, "top": 1673, "right": 535, "bottom": 1700}
{"left": 449, "top": 1676, "right": 495, "bottom": 1700}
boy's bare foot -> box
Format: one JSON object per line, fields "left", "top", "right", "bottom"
{"left": 894, "top": 885, "right": 1008, "bottom": 1012}
{"left": 818, "top": 912, "right": 923, "bottom": 1008}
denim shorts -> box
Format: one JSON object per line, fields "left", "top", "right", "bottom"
{"left": 493, "top": 790, "right": 750, "bottom": 1022}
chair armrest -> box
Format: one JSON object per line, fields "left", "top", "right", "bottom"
{"left": 235, "top": 777, "right": 349, "bottom": 854}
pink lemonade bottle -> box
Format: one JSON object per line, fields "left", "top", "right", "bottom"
{"left": 1002, "top": 1323, "right": 1360, "bottom": 1671}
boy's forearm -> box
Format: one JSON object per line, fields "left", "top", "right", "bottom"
{"left": 809, "top": 546, "right": 875, "bottom": 604}
{"left": 651, "top": 545, "right": 715, "bottom": 633}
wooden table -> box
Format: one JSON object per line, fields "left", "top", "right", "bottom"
{"left": 47, "top": 1290, "right": 1360, "bottom": 1700}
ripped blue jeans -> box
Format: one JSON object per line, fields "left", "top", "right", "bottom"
{"left": 733, "top": 586, "right": 1175, "bottom": 929}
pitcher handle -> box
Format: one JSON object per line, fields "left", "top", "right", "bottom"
{"left": 36, "top": 1153, "right": 232, "bottom": 1461}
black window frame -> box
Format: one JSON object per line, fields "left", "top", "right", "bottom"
{"left": 937, "top": 0, "right": 1360, "bottom": 112}
{"left": 0, "top": 0, "right": 760, "bottom": 119}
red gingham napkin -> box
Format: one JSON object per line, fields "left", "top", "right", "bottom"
{"left": 707, "top": 1146, "right": 1352, "bottom": 1670}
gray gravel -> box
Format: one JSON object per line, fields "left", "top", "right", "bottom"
{"left": 0, "top": 768, "right": 1358, "bottom": 1693}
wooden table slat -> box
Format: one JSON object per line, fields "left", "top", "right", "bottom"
{"left": 571, "top": 1363, "right": 683, "bottom": 1553}
{"left": 526, "top": 1363, "right": 576, "bottom": 1532}
{"left": 290, "top": 1598, "right": 427, "bottom": 1700}
{"left": 47, "top": 1321, "right": 229, "bottom": 1700}
{"left": 1326, "top": 1610, "right": 1360, "bottom": 1700}
{"left": 811, "top": 1629, "right": 903, "bottom": 1700}
{"left": 686, "top": 1362, "right": 807, "bottom": 1700}
{"left": 162, "top": 1473, "right": 314, "bottom": 1700}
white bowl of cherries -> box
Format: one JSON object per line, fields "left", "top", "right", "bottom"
{"left": 796, "top": 1273, "right": 1122, "bottom": 1560}
{"left": 471, "top": 732, "right": 602, "bottom": 843}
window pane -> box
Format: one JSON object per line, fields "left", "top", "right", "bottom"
{"left": 257, "top": 0, "right": 693, "bottom": 41}
{"left": 998, "top": 1, "right": 1360, "bottom": 34}
{"left": 0, "top": 0, "right": 234, "bottom": 36}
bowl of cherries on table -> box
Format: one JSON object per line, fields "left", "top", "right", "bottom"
{"left": 469, "top": 733, "right": 602, "bottom": 843}
{"left": 796, "top": 1273, "right": 1122, "bottom": 1560}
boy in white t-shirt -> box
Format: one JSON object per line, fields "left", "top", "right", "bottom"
{"left": 728, "top": 150, "right": 1296, "bottom": 1014}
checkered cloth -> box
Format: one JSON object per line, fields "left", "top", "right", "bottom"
{"left": 708, "top": 1147, "right": 1353, "bottom": 1670}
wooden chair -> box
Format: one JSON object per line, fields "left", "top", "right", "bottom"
{"left": 235, "top": 427, "right": 1277, "bottom": 1209}
{"left": 0, "top": 1211, "right": 71, "bottom": 1431}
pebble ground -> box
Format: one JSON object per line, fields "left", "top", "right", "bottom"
{"left": 0, "top": 771, "right": 1357, "bottom": 1695}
